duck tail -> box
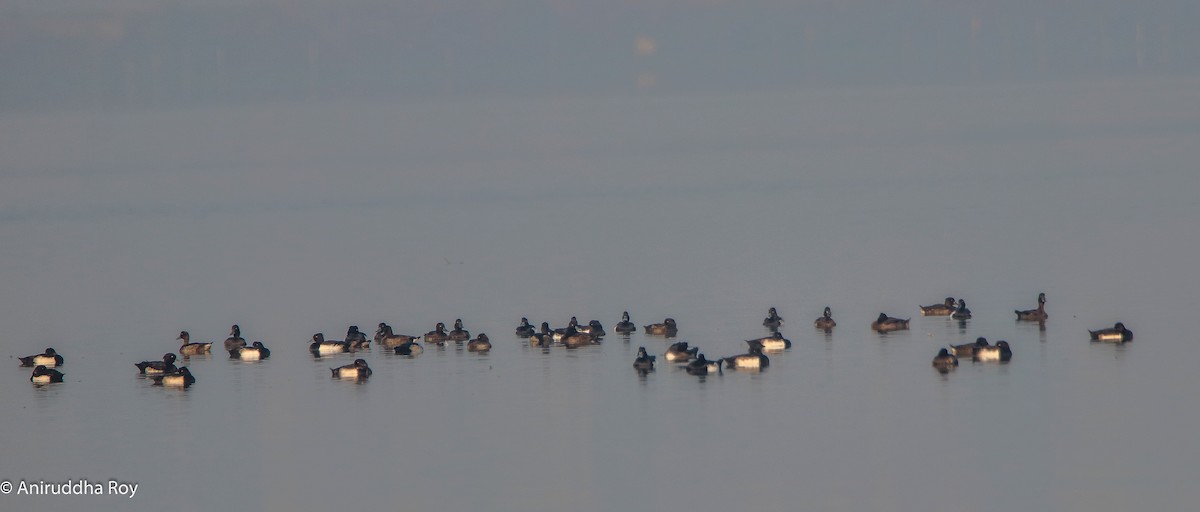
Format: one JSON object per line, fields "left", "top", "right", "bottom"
{"left": 329, "top": 368, "right": 338, "bottom": 377}
{"left": 228, "top": 349, "right": 240, "bottom": 358}
{"left": 135, "top": 362, "right": 149, "bottom": 373}
{"left": 19, "top": 356, "right": 34, "bottom": 366}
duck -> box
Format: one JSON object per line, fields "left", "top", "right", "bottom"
{"left": 1089, "top": 322, "right": 1133, "bottom": 343}
{"left": 231, "top": 341, "right": 271, "bottom": 360}
{"left": 574, "top": 320, "right": 606, "bottom": 337}
{"left": 448, "top": 319, "right": 471, "bottom": 343}
{"left": 615, "top": 311, "right": 637, "bottom": 334}
{"left": 552, "top": 317, "right": 581, "bottom": 342}
{"left": 374, "top": 323, "right": 421, "bottom": 348}
{"left": 814, "top": 307, "right": 836, "bottom": 330}
{"left": 919, "top": 297, "right": 957, "bottom": 316}
{"left": 562, "top": 327, "right": 600, "bottom": 349}
{"left": 643, "top": 318, "right": 678, "bottom": 336}
{"left": 973, "top": 340, "right": 1013, "bottom": 362}
{"left": 151, "top": 367, "right": 195, "bottom": 388}
{"left": 331, "top": 359, "right": 372, "bottom": 379}
{"left": 136, "top": 353, "right": 178, "bottom": 374}
{"left": 932, "top": 348, "right": 958, "bottom": 372}
{"left": 424, "top": 323, "right": 450, "bottom": 345}
{"left": 746, "top": 332, "right": 791, "bottom": 351}
{"left": 467, "top": 333, "right": 492, "bottom": 352}
{"left": 664, "top": 341, "right": 698, "bottom": 362}
{"left": 685, "top": 354, "right": 719, "bottom": 376}
{"left": 345, "top": 325, "right": 370, "bottom": 351}
{"left": 1016, "top": 293, "right": 1048, "bottom": 322}
{"left": 394, "top": 339, "right": 424, "bottom": 356}
{"left": 633, "top": 346, "right": 656, "bottom": 371}
{"left": 224, "top": 325, "right": 247, "bottom": 352}
{"left": 763, "top": 307, "right": 784, "bottom": 330}
{"left": 374, "top": 322, "right": 390, "bottom": 345}
{"left": 515, "top": 318, "right": 536, "bottom": 338}
{"left": 722, "top": 346, "right": 770, "bottom": 370}
{"left": 871, "top": 313, "right": 910, "bottom": 332}
{"left": 178, "top": 331, "right": 213, "bottom": 356}
{"left": 529, "top": 322, "right": 554, "bottom": 347}
{"left": 30, "top": 365, "right": 65, "bottom": 384}
{"left": 19, "top": 348, "right": 63, "bottom": 367}
{"left": 951, "top": 299, "right": 972, "bottom": 320}
{"left": 309, "top": 333, "right": 350, "bottom": 355}
{"left": 949, "top": 337, "right": 989, "bottom": 358}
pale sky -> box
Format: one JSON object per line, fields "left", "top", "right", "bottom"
{"left": 2, "top": 1, "right": 1198, "bottom": 110}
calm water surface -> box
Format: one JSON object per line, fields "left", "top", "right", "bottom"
{"left": 3, "top": 78, "right": 1199, "bottom": 511}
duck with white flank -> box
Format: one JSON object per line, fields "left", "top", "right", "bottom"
{"left": 686, "top": 354, "right": 721, "bottom": 376}
{"left": 722, "top": 346, "right": 769, "bottom": 370}
{"left": 30, "top": 365, "right": 65, "bottom": 384}
{"left": 151, "top": 367, "right": 195, "bottom": 388}
{"left": 230, "top": 341, "right": 271, "bottom": 360}
{"left": 19, "top": 348, "right": 63, "bottom": 367}
{"left": 331, "top": 359, "right": 372, "bottom": 379}
{"left": 310, "top": 333, "right": 350, "bottom": 355}
{"left": 1089, "top": 322, "right": 1132, "bottom": 343}
{"left": 747, "top": 332, "right": 791, "bottom": 352}
{"left": 973, "top": 340, "right": 1012, "bottom": 362}
{"left": 664, "top": 341, "right": 698, "bottom": 362}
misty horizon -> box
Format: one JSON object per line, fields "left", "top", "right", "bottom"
{"left": 3, "top": 1, "right": 1198, "bottom": 112}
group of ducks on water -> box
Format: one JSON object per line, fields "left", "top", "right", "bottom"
{"left": 913, "top": 292, "right": 1131, "bottom": 372}
{"left": 16, "top": 292, "right": 1134, "bottom": 385}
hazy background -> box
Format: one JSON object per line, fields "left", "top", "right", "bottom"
{"left": 3, "top": 1, "right": 1199, "bottom": 111}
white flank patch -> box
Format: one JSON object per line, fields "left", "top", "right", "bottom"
{"left": 975, "top": 349, "right": 1001, "bottom": 362}
{"left": 733, "top": 356, "right": 761, "bottom": 369}
{"left": 317, "top": 344, "right": 344, "bottom": 355}
{"left": 760, "top": 339, "right": 787, "bottom": 350}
